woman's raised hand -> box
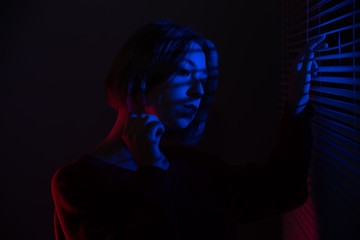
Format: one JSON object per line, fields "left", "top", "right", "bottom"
{"left": 288, "top": 34, "right": 327, "bottom": 115}
{"left": 122, "top": 108, "right": 169, "bottom": 170}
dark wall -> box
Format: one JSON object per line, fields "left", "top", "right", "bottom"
{"left": 1, "top": 0, "right": 282, "bottom": 239}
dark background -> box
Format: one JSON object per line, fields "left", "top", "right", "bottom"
{"left": 1, "top": 0, "right": 283, "bottom": 239}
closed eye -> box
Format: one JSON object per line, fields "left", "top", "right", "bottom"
{"left": 177, "top": 67, "right": 207, "bottom": 84}
{"left": 177, "top": 68, "right": 191, "bottom": 77}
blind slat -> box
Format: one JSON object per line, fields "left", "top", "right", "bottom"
{"left": 307, "top": 0, "right": 353, "bottom": 22}
{"left": 314, "top": 132, "right": 360, "bottom": 173}
{"left": 309, "top": 10, "right": 360, "bottom": 32}
{"left": 310, "top": 85, "right": 359, "bottom": 98}
{"left": 310, "top": 165, "right": 360, "bottom": 239}
{"left": 291, "top": 211, "right": 312, "bottom": 238}
{"left": 312, "top": 76, "right": 359, "bottom": 85}
{"left": 292, "top": 0, "right": 353, "bottom": 30}
{"left": 289, "top": 22, "right": 359, "bottom": 47}
{"left": 314, "top": 115, "right": 359, "bottom": 143}
{"left": 315, "top": 39, "right": 360, "bottom": 52}
{"left": 318, "top": 66, "right": 360, "bottom": 72}
{"left": 313, "top": 158, "right": 360, "bottom": 218}
{"left": 310, "top": 95, "right": 360, "bottom": 113}
{"left": 315, "top": 106, "right": 360, "bottom": 129}
{"left": 291, "top": 9, "right": 360, "bottom": 39}
{"left": 313, "top": 122, "right": 360, "bottom": 157}
{"left": 313, "top": 149, "right": 360, "bottom": 202}
{"left": 317, "top": 23, "right": 360, "bottom": 38}
{"left": 293, "top": 208, "right": 316, "bottom": 237}
{"left": 315, "top": 52, "right": 360, "bottom": 60}
{"left": 308, "top": 0, "right": 332, "bottom": 12}
{"left": 312, "top": 153, "right": 360, "bottom": 213}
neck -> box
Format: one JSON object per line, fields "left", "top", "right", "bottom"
{"left": 89, "top": 109, "right": 130, "bottom": 160}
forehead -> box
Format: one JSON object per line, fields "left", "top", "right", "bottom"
{"left": 182, "top": 42, "right": 206, "bottom": 68}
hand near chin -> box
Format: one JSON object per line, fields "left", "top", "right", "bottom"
{"left": 122, "top": 109, "right": 169, "bottom": 170}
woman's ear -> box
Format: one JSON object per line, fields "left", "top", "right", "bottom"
{"left": 127, "top": 94, "right": 148, "bottom": 114}
{"left": 126, "top": 94, "right": 136, "bottom": 113}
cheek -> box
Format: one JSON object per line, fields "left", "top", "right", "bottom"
{"left": 145, "top": 93, "right": 174, "bottom": 121}
{"left": 161, "top": 85, "right": 190, "bottom": 108}
{"left": 148, "top": 97, "right": 189, "bottom": 129}
{"left": 158, "top": 95, "right": 179, "bottom": 122}
{"left": 145, "top": 82, "right": 193, "bottom": 129}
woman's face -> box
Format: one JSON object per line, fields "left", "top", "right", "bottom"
{"left": 144, "top": 41, "right": 207, "bottom": 130}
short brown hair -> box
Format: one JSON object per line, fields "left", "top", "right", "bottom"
{"left": 105, "top": 20, "right": 218, "bottom": 146}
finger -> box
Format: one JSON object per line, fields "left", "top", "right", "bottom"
{"left": 294, "top": 48, "right": 308, "bottom": 72}
{"left": 295, "top": 53, "right": 306, "bottom": 71}
{"left": 125, "top": 105, "right": 143, "bottom": 135}
{"left": 295, "top": 51, "right": 305, "bottom": 71}
{"left": 155, "top": 123, "right": 165, "bottom": 137}
{"left": 314, "top": 42, "right": 328, "bottom": 50}
{"left": 311, "top": 60, "right": 319, "bottom": 77}
{"left": 145, "top": 121, "right": 165, "bottom": 138}
{"left": 136, "top": 115, "right": 150, "bottom": 136}
{"left": 296, "top": 35, "right": 326, "bottom": 71}
{"left": 128, "top": 113, "right": 148, "bottom": 139}
{"left": 123, "top": 113, "right": 138, "bottom": 139}
{"left": 302, "top": 41, "right": 325, "bottom": 71}
{"left": 130, "top": 105, "right": 146, "bottom": 130}
{"left": 300, "top": 50, "right": 315, "bottom": 72}
{"left": 307, "top": 34, "right": 326, "bottom": 51}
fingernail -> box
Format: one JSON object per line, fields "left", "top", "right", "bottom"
{"left": 156, "top": 129, "right": 164, "bottom": 136}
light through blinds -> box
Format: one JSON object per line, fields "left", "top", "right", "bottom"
{"left": 281, "top": 0, "right": 359, "bottom": 239}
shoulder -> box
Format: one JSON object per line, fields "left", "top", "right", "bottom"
{"left": 51, "top": 155, "right": 109, "bottom": 195}
{"left": 51, "top": 155, "right": 127, "bottom": 216}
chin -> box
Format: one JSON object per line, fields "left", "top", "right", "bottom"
{"left": 174, "top": 118, "right": 192, "bottom": 130}
{"left": 163, "top": 119, "right": 190, "bottom": 131}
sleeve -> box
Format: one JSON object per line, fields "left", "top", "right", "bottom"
{"left": 204, "top": 103, "right": 316, "bottom": 223}
{"left": 51, "top": 162, "right": 181, "bottom": 240}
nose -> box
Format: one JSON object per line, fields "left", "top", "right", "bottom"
{"left": 187, "top": 78, "right": 204, "bottom": 99}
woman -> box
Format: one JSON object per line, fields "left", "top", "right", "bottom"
{"left": 51, "top": 20, "right": 326, "bottom": 240}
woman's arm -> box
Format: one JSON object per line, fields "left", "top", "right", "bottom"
{"left": 203, "top": 102, "right": 315, "bottom": 223}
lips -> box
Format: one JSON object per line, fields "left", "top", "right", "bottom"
{"left": 183, "top": 104, "right": 198, "bottom": 113}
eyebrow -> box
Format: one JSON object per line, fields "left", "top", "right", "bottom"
{"left": 183, "top": 58, "right": 196, "bottom": 67}
{"left": 183, "top": 58, "right": 208, "bottom": 76}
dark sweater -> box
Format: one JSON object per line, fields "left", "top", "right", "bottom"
{"left": 51, "top": 104, "right": 315, "bottom": 240}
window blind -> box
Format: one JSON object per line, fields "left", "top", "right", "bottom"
{"left": 281, "top": 0, "right": 359, "bottom": 239}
